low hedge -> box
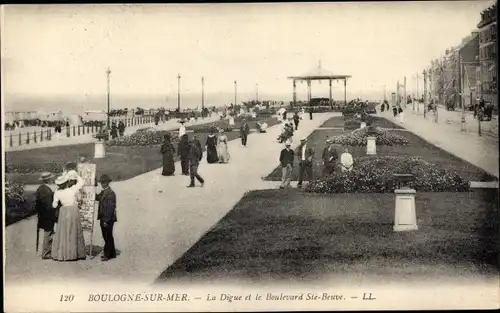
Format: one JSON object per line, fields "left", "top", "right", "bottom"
{"left": 305, "top": 155, "right": 470, "bottom": 193}
{"left": 329, "top": 127, "right": 409, "bottom": 146}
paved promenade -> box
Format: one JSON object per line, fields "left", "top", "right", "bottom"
{"left": 3, "top": 116, "right": 219, "bottom": 152}
{"left": 381, "top": 105, "right": 499, "bottom": 179}
{"left": 5, "top": 113, "right": 336, "bottom": 287}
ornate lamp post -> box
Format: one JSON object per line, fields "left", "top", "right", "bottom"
{"left": 106, "top": 67, "right": 111, "bottom": 129}
{"left": 256, "top": 83, "right": 259, "bottom": 103}
{"left": 201, "top": 76, "right": 205, "bottom": 110}
{"left": 234, "top": 80, "right": 237, "bottom": 105}
{"left": 177, "top": 74, "right": 181, "bottom": 111}
{"left": 423, "top": 70, "right": 427, "bottom": 118}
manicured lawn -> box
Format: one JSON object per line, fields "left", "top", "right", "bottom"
{"left": 5, "top": 131, "right": 247, "bottom": 185}
{"left": 264, "top": 117, "right": 495, "bottom": 182}
{"left": 319, "top": 116, "right": 404, "bottom": 129}
{"left": 156, "top": 189, "right": 498, "bottom": 284}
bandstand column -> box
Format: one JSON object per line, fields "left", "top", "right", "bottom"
{"left": 307, "top": 80, "right": 312, "bottom": 104}
{"left": 344, "top": 79, "right": 347, "bottom": 106}
{"left": 293, "top": 79, "right": 297, "bottom": 107}
{"left": 329, "top": 79, "right": 332, "bottom": 107}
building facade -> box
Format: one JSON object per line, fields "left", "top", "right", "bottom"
{"left": 477, "top": 3, "right": 497, "bottom": 111}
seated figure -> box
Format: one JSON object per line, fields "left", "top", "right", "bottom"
{"left": 340, "top": 148, "right": 354, "bottom": 172}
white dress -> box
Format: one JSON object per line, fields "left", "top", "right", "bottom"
{"left": 340, "top": 152, "right": 354, "bottom": 172}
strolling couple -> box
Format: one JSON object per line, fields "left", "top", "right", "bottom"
{"left": 35, "top": 171, "right": 117, "bottom": 262}
{"left": 161, "top": 132, "right": 205, "bottom": 187}
{"left": 205, "top": 128, "right": 230, "bottom": 164}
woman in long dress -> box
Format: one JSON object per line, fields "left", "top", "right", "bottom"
{"left": 160, "top": 134, "right": 176, "bottom": 176}
{"left": 51, "top": 170, "right": 86, "bottom": 261}
{"left": 217, "top": 129, "right": 230, "bottom": 163}
{"left": 206, "top": 130, "right": 219, "bottom": 164}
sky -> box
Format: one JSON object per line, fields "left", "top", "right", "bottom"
{"left": 1, "top": 1, "right": 495, "bottom": 106}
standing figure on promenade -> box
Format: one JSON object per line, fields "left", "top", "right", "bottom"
{"left": 293, "top": 112, "right": 300, "bottom": 130}
{"left": 217, "top": 129, "right": 230, "bottom": 163}
{"left": 392, "top": 105, "right": 398, "bottom": 118}
{"left": 95, "top": 174, "right": 117, "bottom": 261}
{"left": 279, "top": 140, "right": 294, "bottom": 189}
{"left": 160, "top": 134, "right": 176, "bottom": 176}
{"left": 240, "top": 119, "right": 250, "bottom": 147}
{"left": 187, "top": 135, "right": 205, "bottom": 188}
{"left": 297, "top": 137, "right": 314, "bottom": 189}
{"left": 205, "top": 128, "right": 219, "bottom": 164}
{"left": 309, "top": 106, "right": 314, "bottom": 120}
{"left": 178, "top": 134, "right": 191, "bottom": 175}
{"left": 178, "top": 120, "right": 186, "bottom": 138}
{"left": 322, "top": 141, "right": 339, "bottom": 176}
{"left": 118, "top": 121, "right": 125, "bottom": 137}
{"left": 35, "top": 172, "right": 57, "bottom": 259}
{"left": 51, "top": 171, "right": 86, "bottom": 262}
{"left": 399, "top": 106, "right": 404, "bottom": 124}
{"left": 110, "top": 122, "right": 118, "bottom": 139}
{"left": 154, "top": 114, "right": 160, "bottom": 126}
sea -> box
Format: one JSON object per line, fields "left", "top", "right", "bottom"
{"left": 3, "top": 90, "right": 383, "bottom": 116}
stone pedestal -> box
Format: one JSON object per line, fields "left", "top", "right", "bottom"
{"left": 361, "top": 122, "right": 367, "bottom": 128}
{"left": 94, "top": 141, "right": 105, "bottom": 159}
{"left": 393, "top": 188, "right": 418, "bottom": 232}
{"left": 251, "top": 112, "right": 257, "bottom": 118}
{"left": 229, "top": 117, "right": 235, "bottom": 126}
{"left": 366, "top": 136, "right": 377, "bottom": 155}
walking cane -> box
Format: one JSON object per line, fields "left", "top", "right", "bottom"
{"left": 36, "top": 225, "right": 40, "bottom": 252}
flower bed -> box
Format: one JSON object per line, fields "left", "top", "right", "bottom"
{"left": 106, "top": 129, "right": 178, "bottom": 147}
{"left": 329, "top": 127, "right": 409, "bottom": 146}
{"left": 305, "top": 155, "right": 470, "bottom": 193}
{"left": 5, "top": 179, "right": 36, "bottom": 226}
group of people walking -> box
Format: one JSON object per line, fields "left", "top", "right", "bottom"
{"left": 35, "top": 169, "right": 117, "bottom": 262}
{"left": 110, "top": 121, "right": 126, "bottom": 139}
{"left": 278, "top": 137, "right": 354, "bottom": 189}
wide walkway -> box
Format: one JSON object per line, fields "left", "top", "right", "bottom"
{"left": 4, "top": 116, "right": 219, "bottom": 152}
{"left": 4, "top": 113, "right": 336, "bottom": 288}
{"left": 381, "top": 104, "right": 499, "bottom": 179}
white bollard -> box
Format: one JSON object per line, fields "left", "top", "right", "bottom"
{"left": 393, "top": 188, "right": 418, "bottom": 232}
{"left": 229, "top": 117, "right": 235, "bottom": 126}
{"left": 361, "top": 122, "right": 367, "bottom": 128}
{"left": 94, "top": 141, "right": 105, "bottom": 159}
{"left": 366, "top": 136, "right": 377, "bottom": 155}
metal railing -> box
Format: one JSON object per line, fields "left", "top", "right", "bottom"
{"left": 4, "top": 115, "right": 155, "bottom": 148}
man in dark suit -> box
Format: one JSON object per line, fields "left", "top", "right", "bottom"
{"left": 279, "top": 140, "right": 294, "bottom": 189}
{"left": 35, "top": 172, "right": 57, "bottom": 259}
{"left": 322, "top": 141, "right": 339, "bottom": 176}
{"left": 240, "top": 119, "right": 250, "bottom": 147}
{"left": 297, "top": 137, "right": 315, "bottom": 188}
{"left": 187, "top": 135, "right": 205, "bottom": 188}
{"left": 95, "top": 174, "right": 117, "bottom": 261}
{"left": 293, "top": 112, "right": 300, "bottom": 130}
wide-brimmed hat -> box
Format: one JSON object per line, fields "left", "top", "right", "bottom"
{"left": 300, "top": 137, "right": 307, "bottom": 141}
{"left": 285, "top": 140, "right": 292, "bottom": 146}
{"left": 55, "top": 175, "right": 68, "bottom": 185}
{"left": 39, "top": 172, "right": 54, "bottom": 181}
{"left": 180, "top": 120, "right": 185, "bottom": 124}
{"left": 99, "top": 174, "right": 112, "bottom": 183}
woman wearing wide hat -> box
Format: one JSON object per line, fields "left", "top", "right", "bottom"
{"left": 160, "top": 133, "right": 176, "bottom": 176}
{"left": 51, "top": 170, "right": 86, "bottom": 261}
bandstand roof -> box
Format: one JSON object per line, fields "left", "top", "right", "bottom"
{"left": 288, "top": 61, "right": 352, "bottom": 81}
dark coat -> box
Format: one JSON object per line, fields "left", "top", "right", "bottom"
{"left": 35, "top": 184, "right": 57, "bottom": 231}
{"left": 322, "top": 146, "right": 338, "bottom": 164}
{"left": 178, "top": 136, "right": 191, "bottom": 158}
{"left": 279, "top": 148, "right": 294, "bottom": 168}
{"left": 297, "top": 144, "right": 315, "bottom": 166}
{"left": 189, "top": 139, "right": 203, "bottom": 165}
{"left": 96, "top": 187, "right": 117, "bottom": 223}
{"left": 161, "top": 141, "right": 176, "bottom": 175}
{"left": 240, "top": 123, "right": 250, "bottom": 135}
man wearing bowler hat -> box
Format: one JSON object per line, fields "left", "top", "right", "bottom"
{"left": 35, "top": 172, "right": 57, "bottom": 259}
{"left": 95, "top": 174, "right": 117, "bottom": 261}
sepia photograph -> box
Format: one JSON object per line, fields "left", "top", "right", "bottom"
{"left": 2, "top": 2, "right": 499, "bottom": 312}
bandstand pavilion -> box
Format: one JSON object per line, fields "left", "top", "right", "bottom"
{"left": 288, "top": 62, "right": 352, "bottom": 107}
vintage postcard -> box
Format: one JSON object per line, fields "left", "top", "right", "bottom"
{"left": 2, "top": 2, "right": 499, "bottom": 312}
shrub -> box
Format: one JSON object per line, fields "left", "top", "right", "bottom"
{"left": 106, "top": 129, "right": 178, "bottom": 147}
{"left": 344, "top": 118, "right": 361, "bottom": 130}
{"left": 329, "top": 127, "right": 409, "bottom": 146}
{"left": 305, "top": 156, "right": 470, "bottom": 193}
{"left": 5, "top": 180, "right": 26, "bottom": 209}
